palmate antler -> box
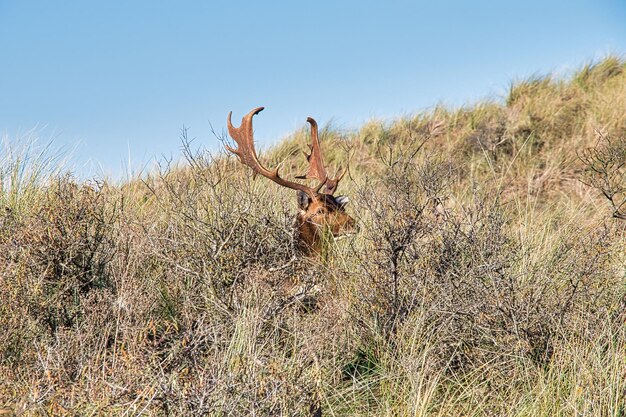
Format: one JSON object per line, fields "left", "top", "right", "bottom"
{"left": 226, "top": 107, "right": 329, "bottom": 200}
{"left": 296, "top": 117, "right": 345, "bottom": 195}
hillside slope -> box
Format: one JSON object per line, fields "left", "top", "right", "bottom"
{"left": 1, "top": 57, "right": 625, "bottom": 416}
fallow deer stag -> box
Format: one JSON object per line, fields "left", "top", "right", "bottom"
{"left": 227, "top": 107, "right": 356, "bottom": 255}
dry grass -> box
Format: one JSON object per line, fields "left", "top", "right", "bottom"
{"left": 1, "top": 57, "right": 625, "bottom": 416}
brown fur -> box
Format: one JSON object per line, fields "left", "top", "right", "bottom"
{"left": 294, "top": 193, "right": 356, "bottom": 255}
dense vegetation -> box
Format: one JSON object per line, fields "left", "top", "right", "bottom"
{"left": 1, "top": 57, "right": 625, "bottom": 416}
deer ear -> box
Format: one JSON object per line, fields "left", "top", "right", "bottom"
{"left": 297, "top": 190, "right": 311, "bottom": 210}
{"left": 334, "top": 195, "right": 349, "bottom": 207}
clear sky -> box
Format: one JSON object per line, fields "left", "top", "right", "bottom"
{"left": 1, "top": 1, "right": 625, "bottom": 179}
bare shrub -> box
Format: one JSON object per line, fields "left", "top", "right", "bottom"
{"left": 143, "top": 141, "right": 302, "bottom": 311}
{"left": 120, "top": 142, "right": 344, "bottom": 415}
{"left": 351, "top": 142, "right": 452, "bottom": 338}
{"left": 424, "top": 196, "right": 620, "bottom": 374}
{"left": 351, "top": 142, "right": 621, "bottom": 379}
{"left": 579, "top": 132, "right": 626, "bottom": 220}
{"left": 0, "top": 177, "right": 117, "bottom": 367}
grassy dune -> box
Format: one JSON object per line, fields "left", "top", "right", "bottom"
{"left": 1, "top": 57, "right": 625, "bottom": 416}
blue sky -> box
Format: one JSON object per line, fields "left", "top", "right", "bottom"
{"left": 1, "top": 1, "right": 625, "bottom": 179}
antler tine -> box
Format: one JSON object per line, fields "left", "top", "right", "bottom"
{"left": 226, "top": 106, "right": 265, "bottom": 166}
{"left": 226, "top": 107, "right": 320, "bottom": 200}
{"left": 323, "top": 167, "right": 346, "bottom": 195}
{"left": 297, "top": 117, "right": 344, "bottom": 195}
{"left": 297, "top": 117, "right": 328, "bottom": 183}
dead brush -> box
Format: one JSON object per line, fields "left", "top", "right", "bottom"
{"left": 0, "top": 176, "right": 116, "bottom": 336}
{"left": 579, "top": 132, "right": 626, "bottom": 220}
{"left": 128, "top": 139, "right": 347, "bottom": 414}
{"left": 351, "top": 141, "right": 452, "bottom": 338}
{"left": 350, "top": 140, "right": 622, "bottom": 383}
{"left": 0, "top": 176, "right": 120, "bottom": 413}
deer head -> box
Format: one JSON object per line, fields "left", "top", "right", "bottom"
{"left": 226, "top": 107, "right": 356, "bottom": 255}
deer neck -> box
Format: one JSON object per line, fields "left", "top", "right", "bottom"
{"left": 295, "top": 213, "right": 326, "bottom": 256}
